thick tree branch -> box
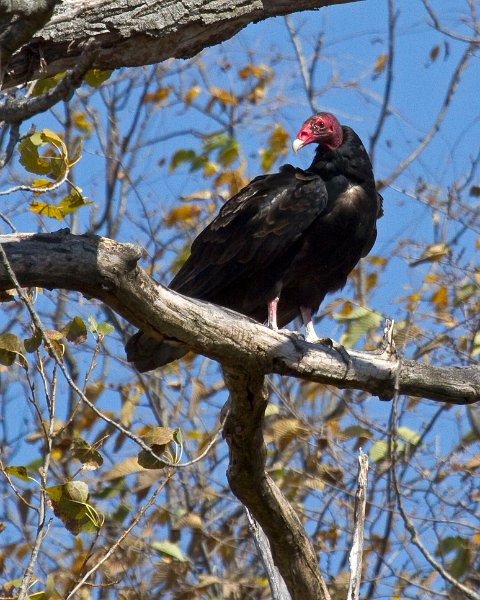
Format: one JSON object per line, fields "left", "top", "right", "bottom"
{"left": 223, "top": 367, "right": 331, "bottom": 600}
{"left": 0, "top": 0, "right": 60, "bottom": 84}
{"left": 0, "top": 230, "right": 479, "bottom": 405}
{"left": 2, "top": 0, "right": 358, "bottom": 89}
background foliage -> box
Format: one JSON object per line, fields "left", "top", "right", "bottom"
{"left": 0, "top": 1, "right": 479, "bottom": 598}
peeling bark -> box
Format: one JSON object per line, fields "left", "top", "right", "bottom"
{"left": 2, "top": 0, "right": 358, "bottom": 89}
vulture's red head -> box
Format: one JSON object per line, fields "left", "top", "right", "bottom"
{"left": 293, "top": 113, "right": 343, "bottom": 153}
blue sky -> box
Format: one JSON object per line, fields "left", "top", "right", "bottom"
{"left": 1, "top": 1, "right": 479, "bottom": 597}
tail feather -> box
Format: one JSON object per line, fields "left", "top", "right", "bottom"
{"left": 125, "top": 331, "right": 187, "bottom": 372}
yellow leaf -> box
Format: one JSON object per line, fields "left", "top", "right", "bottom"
{"left": 31, "top": 178, "right": 54, "bottom": 190}
{"left": 203, "top": 161, "right": 219, "bottom": 176}
{"left": 72, "top": 112, "right": 93, "bottom": 134}
{"left": 367, "top": 255, "right": 388, "bottom": 267}
{"left": 209, "top": 86, "right": 237, "bottom": 106}
{"left": 430, "top": 286, "right": 448, "bottom": 310}
{"left": 143, "top": 87, "right": 172, "bottom": 103}
{"left": 269, "top": 124, "right": 289, "bottom": 154}
{"left": 83, "top": 69, "right": 112, "bottom": 88}
{"left": 214, "top": 168, "right": 247, "bottom": 195}
{"left": 30, "top": 201, "right": 64, "bottom": 221}
{"left": 164, "top": 204, "right": 201, "bottom": 227}
{"left": 366, "top": 272, "right": 378, "bottom": 291}
{"left": 185, "top": 85, "right": 201, "bottom": 106}
{"left": 374, "top": 53, "right": 388, "bottom": 74}
{"left": 410, "top": 243, "right": 450, "bottom": 266}
{"left": 40, "top": 129, "right": 67, "bottom": 156}
{"left": 238, "top": 63, "right": 271, "bottom": 79}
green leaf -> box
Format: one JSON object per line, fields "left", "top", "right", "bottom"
{"left": 217, "top": 139, "right": 240, "bottom": 167}
{"left": 173, "top": 428, "right": 183, "bottom": 445}
{"left": 46, "top": 481, "right": 102, "bottom": 535}
{"left": 72, "top": 438, "right": 104, "bottom": 469}
{"left": 138, "top": 427, "right": 176, "bottom": 469}
{"left": 333, "top": 306, "right": 383, "bottom": 348}
{"left": 18, "top": 137, "right": 52, "bottom": 175}
{"left": 5, "top": 465, "right": 31, "bottom": 482}
{"left": 369, "top": 439, "right": 404, "bottom": 462}
{"left": 369, "top": 440, "right": 389, "bottom": 462}
{"left": 0, "top": 333, "right": 26, "bottom": 367}
{"left": 87, "top": 315, "right": 99, "bottom": 333}
{"left": 32, "top": 72, "right": 66, "bottom": 96}
{"left": 341, "top": 426, "right": 372, "bottom": 440}
{"left": 450, "top": 547, "right": 470, "bottom": 578}
{"left": 83, "top": 69, "right": 112, "bottom": 88}
{"left": 96, "top": 322, "right": 114, "bottom": 336}
{"left": 454, "top": 282, "right": 478, "bottom": 306}
{"left": 28, "top": 592, "right": 47, "bottom": 600}
{"left": 62, "top": 316, "right": 88, "bottom": 345}
{"left": 151, "top": 540, "right": 187, "bottom": 562}
{"left": 397, "top": 426, "right": 421, "bottom": 445}
{"left": 435, "top": 536, "right": 466, "bottom": 556}
{"left": 169, "top": 149, "right": 197, "bottom": 172}
{"left": 58, "top": 188, "right": 92, "bottom": 216}
{"left": 203, "top": 133, "right": 230, "bottom": 152}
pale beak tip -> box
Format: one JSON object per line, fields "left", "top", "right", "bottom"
{"left": 292, "top": 138, "right": 304, "bottom": 154}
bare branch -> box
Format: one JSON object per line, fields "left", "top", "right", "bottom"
{"left": 65, "top": 474, "right": 173, "bottom": 599}
{"left": 390, "top": 393, "right": 480, "bottom": 600}
{"left": 380, "top": 43, "right": 474, "bottom": 190}
{"left": 0, "top": 45, "right": 95, "bottom": 120}
{"left": 245, "top": 508, "right": 292, "bottom": 600}
{"left": 347, "top": 450, "right": 369, "bottom": 600}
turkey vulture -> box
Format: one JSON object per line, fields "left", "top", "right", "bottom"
{"left": 126, "top": 112, "right": 383, "bottom": 371}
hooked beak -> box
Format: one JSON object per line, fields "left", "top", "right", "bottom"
{"left": 292, "top": 138, "right": 304, "bottom": 153}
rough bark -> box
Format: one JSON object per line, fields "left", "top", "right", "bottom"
{"left": 1, "top": 0, "right": 358, "bottom": 89}
{"left": 0, "top": 230, "right": 478, "bottom": 406}
{"left": 223, "top": 367, "right": 331, "bottom": 600}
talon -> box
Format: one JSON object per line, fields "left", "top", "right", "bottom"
{"left": 316, "top": 337, "right": 351, "bottom": 367}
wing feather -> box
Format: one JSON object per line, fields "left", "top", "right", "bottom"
{"left": 170, "top": 165, "right": 328, "bottom": 300}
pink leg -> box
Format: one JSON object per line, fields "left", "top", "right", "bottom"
{"left": 300, "top": 306, "right": 318, "bottom": 342}
{"left": 268, "top": 297, "right": 279, "bottom": 330}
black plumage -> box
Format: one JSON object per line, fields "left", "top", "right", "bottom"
{"left": 126, "top": 113, "right": 383, "bottom": 371}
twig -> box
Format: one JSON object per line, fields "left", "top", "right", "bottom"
{"left": 369, "top": 0, "right": 396, "bottom": 163}
{"left": 285, "top": 16, "right": 317, "bottom": 114}
{"left": 421, "top": 0, "right": 480, "bottom": 44}
{"left": 390, "top": 392, "right": 480, "bottom": 600}
{"left": 347, "top": 450, "right": 369, "bottom": 600}
{"left": 0, "top": 241, "right": 217, "bottom": 469}
{"left": 0, "top": 44, "right": 96, "bottom": 123}
{"left": 381, "top": 43, "right": 474, "bottom": 190}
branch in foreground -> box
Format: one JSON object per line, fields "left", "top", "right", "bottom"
{"left": 0, "top": 230, "right": 479, "bottom": 405}
{"left": 245, "top": 508, "right": 292, "bottom": 600}
{"left": 347, "top": 450, "right": 369, "bottom": 600}
{"left": 222, "top": 367, "right": 331, "bottom": 600}
{"left": 3, "top": 0, "right": 358, "bottom": 89}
